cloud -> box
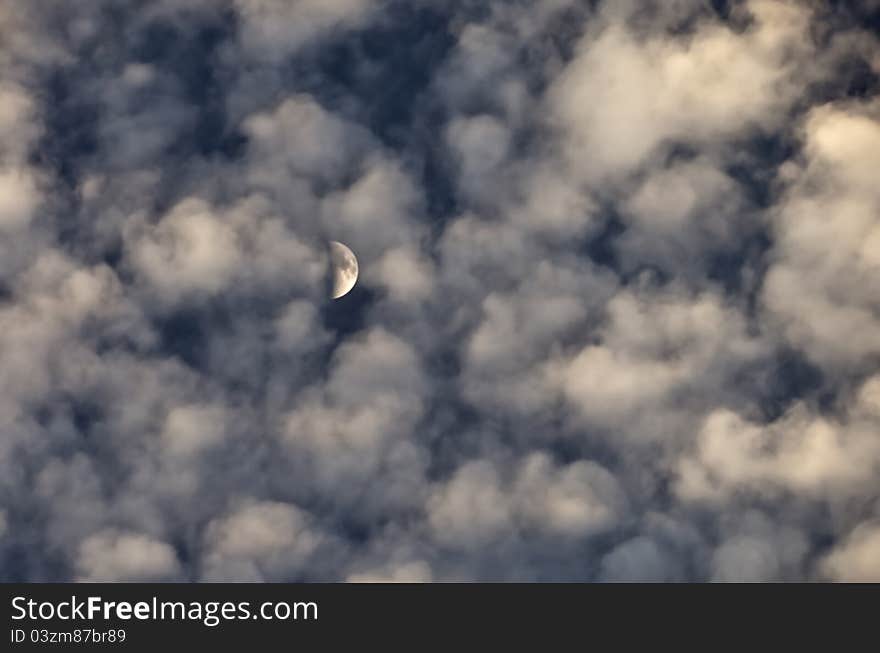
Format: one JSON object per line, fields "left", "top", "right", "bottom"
{"left": 821, "top": 521, "right": 880, "bottom": 582}
{"left": 677, "top": 373, "right": 880, "bottom": 501}
{"left": 125, "top": 194, "right": 327, "bottom": 308}
{"left": 428, "top": 453, "right": 628, "bottom": 549}
{"left": 347, "top": 559, "right": 433, "bottom": 583}
{"left": 201, "top": 500, "right": 325, "bottom": 581}
{"left": 545, "top": 286, "right": 765, "bottom": 444}
{"left": 128, "top": 199, "right": 244, "bottom": 302}
{"left": 616, "top": 157, "right": 749, "bottom": 276}
{"left": 244, "top": 96, "right": 371, "bottom": 186}
{"left": 0, "top": 168, "right": 40, "bottom": 231}
{"left": 232, "top": 0, "right": 378, "bottom": 62}
{"left": 2, "top": 0, "right": 880, "bottom": 582}
{"left": 281, "top": 327, "right": 430, "bottom": 516}
{"left": 376, "top": 246, "right": 434, "bottom": 303}
{"left": 762, "top": 100, "right": 880, "bottom": 369}
{"left": 549, "top": 1, "right": 814, "bottom": 182}
{"left": 76, "top": 530, "right": 182, "bottom": 582}
{"left": 599, "top": 536, "right": 681, "bottom": 583}
{"left": 161, "top": 403, "right": 228, "bottom": 458}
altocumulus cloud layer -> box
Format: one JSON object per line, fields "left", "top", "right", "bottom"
{"left": 1, "top": 0, "right": 879, "bottom": 581}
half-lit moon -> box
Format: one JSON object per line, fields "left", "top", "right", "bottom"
{"left": 329, "top": 241, "right": 358, "bottom": 299}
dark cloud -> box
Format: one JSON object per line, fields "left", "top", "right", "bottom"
{"left": 1, "top": 0, "right": 880, "bottom": 582}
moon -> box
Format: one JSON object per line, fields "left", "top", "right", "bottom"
{"left": 329, "top": 241, "right": 358, "bottom": 299}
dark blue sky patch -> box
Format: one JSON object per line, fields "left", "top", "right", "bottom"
{"left": 154, "top": 306, "right": 214, "bottom": 370}
{"left": 745, "top": 348, "right": 826, "bottom": 422}
{"left": 281, "top": 5, "right": 455, "bottom": 143}
{"left": 33, "top": 70, "right": 100, "bottom": 187}
{"left": 320, "top": 282, "right": 377, "bottom": 340}
{"left": 132, "top": 12, "right": 240, "bottom": 157}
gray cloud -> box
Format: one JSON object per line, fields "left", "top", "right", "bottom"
{"left": 1, "top": 0, "right": 879, "bottom": 582}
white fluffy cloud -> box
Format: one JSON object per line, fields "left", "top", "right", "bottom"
{"left": 347, "top": 560, "right": 433, "bottom": 583}
{"left": 677, "top": 374, "right": 880, "bottom": 502}
{"left": 763, "top": 101, "right": 880, "bottom": 369}
{"left": 201, "top": 500, "right": 324, "bottom": 581}
{"left": 2, "top": 0, "right": 880, "bottom": 582}
{"left": 428, "top": 453, "right": 627, "bottom": 550}
{"left": 550, "top": 1, "right": 814, "bottom": 182}
{"left": 822, "top": 522, "right": 880, "bottom": 582}
{"left": 76, "top": 530, "right": 182, "bottom": 582}
{"left": 126, "top": 195, "right": 326, "bottom": 306}
{"left": 282, "top": 327, "right": 429, "bottom": 515}
{"left": 546, "top": 287, "right": 764, "bottom": 444}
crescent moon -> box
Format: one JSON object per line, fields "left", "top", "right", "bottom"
{"left": 329, "top": 241, "right": 358, "bottom": 299}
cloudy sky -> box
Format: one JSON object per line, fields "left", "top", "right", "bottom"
{"left": 1, "top": 0, "right": 879, "bottom": 582}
